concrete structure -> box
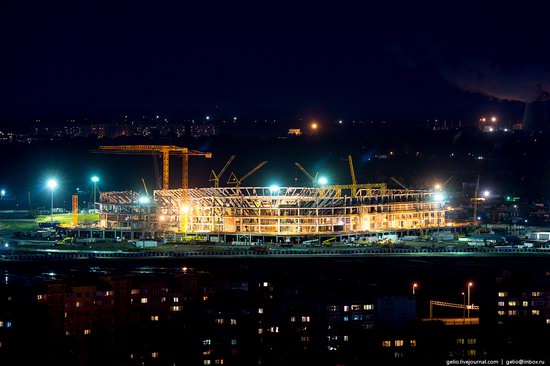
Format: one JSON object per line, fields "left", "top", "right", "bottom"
{"left": 98, "top": 187, "right": 448, "bottom": 242}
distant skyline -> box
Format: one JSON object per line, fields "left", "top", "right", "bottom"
{"left": 1, "top": 2, "right": 548, "bottom": 126}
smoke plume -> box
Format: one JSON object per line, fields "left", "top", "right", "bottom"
{"left": 441, "top": 60, "right": 550, "bottom": 103}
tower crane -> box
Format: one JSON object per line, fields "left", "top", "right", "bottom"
{"left": 209, "top": 155, "right": 236, "bottom": 188}
{"left": 390, "top": 177, "right": 409, "bottom": 190}
{"left": 348, "top": 155, "right": 357, "bottom": 196}
{"left": 94, "top": 145, "right": 212, "bottom": 190}
{"left": 294, "top": 162, "right": 318, "bottom": 185}
{"left": 227, "top": 161, "right": 268, "bottom": 188}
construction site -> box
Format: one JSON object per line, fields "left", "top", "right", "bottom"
{"left": 71, "top": 145, "right": 457, "bottom": 244}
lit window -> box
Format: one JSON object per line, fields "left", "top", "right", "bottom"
{"left": 290, "top": 316, "right": 296, "bottom": 322}
{"left": 344, "top": 335, "right": 349, "bottom": 342}
{"left": 351, "top": 305, "right": 361, "bottom": 311}
{"left": 498, "top": 292, "right": 507, "bottom": 297}
{"left": 173, "top": 297, "right": 179, "bottom": 303}
{"left": 231, "top": 339, "right": 237, "bottom": 345}
{"left": 37, "top": 294, "right": 43, "bottom": 300}
{"left": 395, "top": 352, "right": 403, "bottom": 359}
{"left": 508, "top": 301, "right": 517, "bottom": 306}
{"left": 161, "top": 297, "right": 166, "bottom": 302}
{"left": 343, "top": 305, "right": 349, "bottom": 312}
{"left": 410, "top": 339, "right": 416, "bottom": 347}
{"left": 203, "top": 339, "right": 211, "bottom": 345}
{"left": 230, "top": 319, "right": 237, "bottom": 325}
{"left": 498, "top": 301, "right": 505, "bottom": 307}
{"left": 141, "top": 298, "right": 148, "bottom": 304}
{"left": 523, "top": 301, "right": 529, "bottom": 307}
{"left": 532, "top": 309, "right": 540, "bottom": 316}
{"left": 508, "top": 310, "right": 517, "bottom": 316}
{"left": 263, "top": 282, "right": 269, "bottom": 287}
{"left": 456, "top": 338, "right": 464, "bottom": 345}
{"left": 151, "top": 352, "right": 158, "bottom": 358}
{"left": 258, "top": 308, "right": 263, "bottom": 314}
{"left": 301, "top": 316, "right": 311, "bottom": 322}
{"left": 467, "top": 350, "right": 476, "bottom": 356}
{"left": 105, "top": 291, "right": 113, "bottom": 296}
{"left": 467, "top": 338, "right": 476, "bottom": 345}
{"left": 75, "top": 301, "right": 81, "bottom": 307}
{"left": 131, "top": 289, "right": 140, "bottom": 295}
{"left": 258, "top": 328, "right": 263, "bottom": 334}
{"left": 532, "top": 292, "right": 542, "bottom": 297}
{"left": 171, "top": 306, "right": 181, "bottom": 312}
{"left": 395, "top": 340, "right": 404, "bottom": 347}
{"left": 327, "top": 305, "right": 339, "bottom": 312}
{"left": 498, "top": 310, "right": 505, "bottom": 316}
{"left": 382, "top": 340, "right": 391, "bottom": 347}
{"left": 546, "top": 319, "right": 550, "bottom": 324}
{"left": 204, "top": 361, "right": 211, "bottom": 365}
{"left": 364, "top": 304, "right": 374, "bottom": 310}
{"left": 215, "top": 318, "right": 224, "bottom": 325}
{"left": 151, "top": 315, "right": 159, "bottom": 321}
{"left": 84, "top": 329, "right": 91, "bottom": 335}
{"left": 300, "top": 336, "right": 309, "bottom": 342}
{"left": 215, "top": 359, "right": 224, "bottom": 365}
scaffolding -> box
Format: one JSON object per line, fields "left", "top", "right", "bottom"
{"left": 100, "top": 187, "right": 446, "bottom": 236}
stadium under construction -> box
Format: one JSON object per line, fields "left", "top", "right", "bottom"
{"left": 92, "top": 186, "right": 457, "bottom": 244}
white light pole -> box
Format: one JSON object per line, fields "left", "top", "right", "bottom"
{"left": 467, "top": 282, "right": 473, "bottom": 318}
{"left": 91, "top": 176, "right": 99, "bottom": 207}
{"left": 412, "top": 282, "right": 418, "bottom": 295}
{"left": 46, "top": 179, "right": 58, "bottom": 223}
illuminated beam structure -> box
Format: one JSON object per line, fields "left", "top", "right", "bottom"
{"left": 98, "top": 187, "right": 447, "bottom": 235}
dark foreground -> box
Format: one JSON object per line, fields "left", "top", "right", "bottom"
{"left": 1, "top": 256, "right": 549, "bottom": 365}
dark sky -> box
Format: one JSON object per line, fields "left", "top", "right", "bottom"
{"left": 1, "top": 1, "right": 549, "bottom": 124}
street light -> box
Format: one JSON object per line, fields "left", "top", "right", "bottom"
{"left": 0, "top": 189, "right": 5, "bottom": 197}
{"left": 91, "top": 176, "right": 99, "bottom": 207}
{"left": 46, "top": 179, "right": 58, "bottom": 223}
{"left": 467, "top": 282, "right": 473, "bottom": 318}
{"left": 269, "top": 185, "right": 280, "bottom": 195}
{"left": 462, "top": 291, "right": 466, "bottom": 320}
{"left": 318, "top": 176, "right": 328, "bottom": 186}
{"left": 412, "top": 282, "right": 418, "bottom": 295}
{"left": 482, "top": 190, "right": 490, "bottom": 198}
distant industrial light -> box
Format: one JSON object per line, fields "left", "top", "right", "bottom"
{"left": 491, "top": 116, "right": 497, "bottom": 122}
{"left": 47, "top": 179, "right": 58, "bottom": 190}
{"left": 311, "top": 122, "right": 318, "bottom": 130}
{"left": 206, "top": 116, "right": 210, "bottom": 120}
{"left": 482, "top": 190, "right": 490, "bottom": 198}
{"left": 434, "top": 184, "right": 442, "bottom": 191}
{"left": 0, "top": 189, "right": 5, "bottom": 196}
{"left": 318, "top": 176, "right": 328, "bottom": 186}
{"left": 138, "top": 196, "right": 150, "bottom": 204}
{"left": 91, "top": 176, "right": 99, "bottom": 183}
{"left": 233, "top": 116, "right": 237, "bottom": 121}
{"left": 338, "top": 120, "right": 343, "bottom": 124}
{"left": 180, "top": 205, "right": 189, "bottom": 214}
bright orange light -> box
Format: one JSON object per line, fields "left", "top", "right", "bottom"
{"left": 434, "top": 183, "right": 441, "bottom": 190}
{"left": 159, "top": 215, "right": 166, "bottom": 221}
{"left": 491, "top": 116, "right": 497, "bottom": 122}
{"left": 311, "top": 122, "right": 318, "bottom": 130}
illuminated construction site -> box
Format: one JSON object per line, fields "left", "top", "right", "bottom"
{"left": 88, "top": 145, "right": 451, "bottom": 243}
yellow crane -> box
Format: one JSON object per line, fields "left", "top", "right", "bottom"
{"left": 294, "top": 162, "right": 318, "bottom": 185}
{"left": 390, "top": 177, "right": 409, "bottom": 190}
{"left": 209, "top": 155, "right": 236, "bottom": 188}
{"left": 94, "top": 145, "right": 212, "bottom": 190}
{"left": 227, "top": 161, "right": 268, "bottom": 188}
{"left": 348, "top": 155, "right": 357, "bottom": 196}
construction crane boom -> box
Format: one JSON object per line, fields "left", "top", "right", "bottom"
{"left": 210, "top": 155, "right": 236, "bottom": 188}
{"left": 442, "top": 175, "right": 454, "bottom": 188}
{"left": 142, "top": 178, "right": 149, "bottom": 196}
{"left": 294, "top": 162, "right": 317, "bottom": 184}
{"left": 227, "top": 161, "right": 268, "bottom": 188}
{"left": 94, "top": 145, "right": 212, "bottom": 190}
{"left": 390, "top": 177, "right": 409, "bottom": 190}
{"left": 348, "top": 155, "right": 357, "bottom": 196}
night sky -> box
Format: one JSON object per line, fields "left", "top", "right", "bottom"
{"left": 1, "top": 2, "right": 549, "bottom": 124}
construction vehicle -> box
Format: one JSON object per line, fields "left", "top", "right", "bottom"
{"left": 210, "top": 155, "right": 236, "bottom": 188}
{"left": 322, "top": 237, "right": 336, "bottom": 247}
{"left": 55, "top": 237, "right": 75, "bottom": 245}
{"left": 94, "top": 145, "right": 212, "bottom": 190}
{"left": 227, "top": 161, "right": 268, "bottom": 188}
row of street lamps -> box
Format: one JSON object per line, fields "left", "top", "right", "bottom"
{"left": 45, "top": 176, "right": 101, "bottom": 223}
{"left": 412, "top": 281, "right": 475, "bottom": 318}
